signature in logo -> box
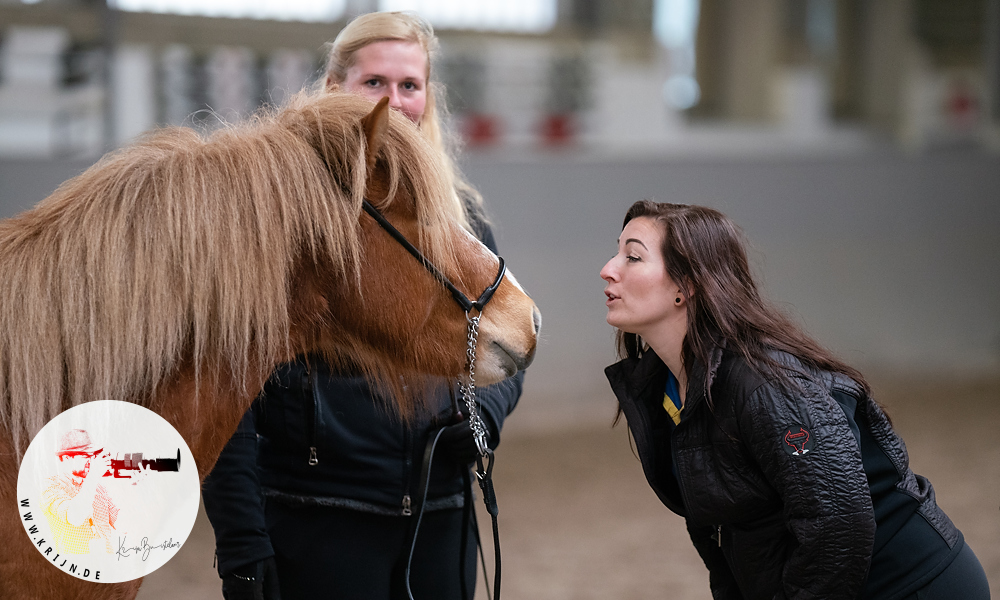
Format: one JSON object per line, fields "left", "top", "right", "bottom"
{"left": 116, "top": 535, "right": 181, "bottom": 561}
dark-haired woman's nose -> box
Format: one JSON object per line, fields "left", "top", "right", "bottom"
{"left": 600, "top": 257, "right": 618, "bottom": 282}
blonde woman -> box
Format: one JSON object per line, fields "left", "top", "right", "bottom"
{"left": 202, "top": 12, "right": 522, "bottom": 600}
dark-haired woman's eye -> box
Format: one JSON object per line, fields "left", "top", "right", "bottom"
{"left": 627, "top": 255, "right": 640, "bottom": 263}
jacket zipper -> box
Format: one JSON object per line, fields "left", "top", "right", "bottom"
{"left": 677, "top": 396, "right": 723, "bottom": 549}
{"left": 671, "top": 395, "right": 697, "bottom": 515}
{"left": 402, "top": 424, "right": 413, "bottom": 515}
{"left": 673, "top": 391, "right": 721, "bottom": 551}
{"left": 303, "top": 368, "right": 318, "bottom": 466}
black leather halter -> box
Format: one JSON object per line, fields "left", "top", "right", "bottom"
{"left": 361, "top": 199, "right": 506, "bottom": 314}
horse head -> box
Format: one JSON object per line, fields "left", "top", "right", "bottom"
{"left": 278, "top": 94, "right": 539, "bottom": 405}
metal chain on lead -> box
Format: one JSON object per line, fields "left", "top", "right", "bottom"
{"left": 460, "top": 311, "right": 490, "bottom": 457}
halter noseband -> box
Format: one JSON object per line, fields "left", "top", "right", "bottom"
{"left": 361, "top": 199, "right": 506, "bottom": 314}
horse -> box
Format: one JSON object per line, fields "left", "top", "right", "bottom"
{"left": 0, "top": 92, "right": 540, "bottom": 599}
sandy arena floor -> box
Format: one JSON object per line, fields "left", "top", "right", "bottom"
{"left": 137, "top": 375, "right": 999, "bottom": 599}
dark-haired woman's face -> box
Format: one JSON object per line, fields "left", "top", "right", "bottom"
{"left": 601, "top": 217, "right": 683, "bottom": 336}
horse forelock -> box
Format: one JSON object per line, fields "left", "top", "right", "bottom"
{"left": 280, "top": 92, "right": 462, "bottom": 280}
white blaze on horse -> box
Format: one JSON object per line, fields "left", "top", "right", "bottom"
{"left": 0, "top": 93, "right": 539, "bottom": 599}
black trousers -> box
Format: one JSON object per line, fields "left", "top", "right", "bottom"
{"left": 265, "top": 501, "right": 477, "bottom": 600}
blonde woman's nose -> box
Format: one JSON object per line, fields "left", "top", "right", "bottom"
{"left": 384, "top": 89, "right": 402, "bottom": 110}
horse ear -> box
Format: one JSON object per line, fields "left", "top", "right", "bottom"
{"left": 360, "top": 96, "right": 390, "bottom": 174}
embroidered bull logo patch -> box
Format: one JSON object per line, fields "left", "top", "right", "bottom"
{"left": 783, "top": 427, "right": 815, "bottom": 456}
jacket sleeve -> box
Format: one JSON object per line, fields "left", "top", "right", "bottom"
{"left": 476, "top": 370, "right": 523, "bottom": 450}
{"left": 741, "top": 378, "right": 875, "bottom": 600}
{"left": 201, "top": 401, "right": 275, "bottom": 575}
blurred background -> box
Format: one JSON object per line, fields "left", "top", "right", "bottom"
{"left": 1, "top": 0, "right": 998, "bottom": 597}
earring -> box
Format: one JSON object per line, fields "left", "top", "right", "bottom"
{"left": 675, "top": 297, "right": 682, "bottom": 304}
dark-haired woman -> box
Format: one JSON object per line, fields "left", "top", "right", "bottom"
{"left": 601, "top": 200, "right": 990, "bottom": 600}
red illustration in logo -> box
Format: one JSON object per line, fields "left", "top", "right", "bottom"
{"left": 783, "top": 427, "right": 814, "bottom": 456}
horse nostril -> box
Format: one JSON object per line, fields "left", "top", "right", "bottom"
{"left": 532, "top": 305, "right": 542, "bottom": 336}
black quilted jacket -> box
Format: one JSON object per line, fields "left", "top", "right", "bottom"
{"left": 605, "top": 346, "right": 960, "bottom": 600}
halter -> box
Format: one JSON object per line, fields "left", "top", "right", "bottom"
{"left": 362, "top": 199, "right": 505, "bottom": 600}
{"left": 361, "top": 200, "right": 505, "bottom": 315}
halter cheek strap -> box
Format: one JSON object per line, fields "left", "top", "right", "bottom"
{"left": 361, "top": 200, "right": 506, "bottom": 314}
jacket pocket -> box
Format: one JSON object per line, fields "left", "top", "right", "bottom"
{"left": 677, "top": 442, "right": 762, "bottom": 524}
{"left": 722, "top": 512, "right": 791, "bottom": 600}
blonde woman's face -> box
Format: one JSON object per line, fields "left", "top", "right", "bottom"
{"left": 340, "top": 40, "right": 428, "bottom": 124}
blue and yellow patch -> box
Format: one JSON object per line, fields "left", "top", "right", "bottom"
{"left": 663, "top": 370, "right": 682, "bottom": 426}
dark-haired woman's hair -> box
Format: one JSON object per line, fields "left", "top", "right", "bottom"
{"left": 615, "top": 200, "right": 870, "bottom": 400}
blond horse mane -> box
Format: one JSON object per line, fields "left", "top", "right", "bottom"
{"left": 0, "top": 91, "right": 459, "bottom": 455}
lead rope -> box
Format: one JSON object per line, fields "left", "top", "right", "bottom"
{"left": 459, "top": 311, "right": 502, "bottom": 600}
{"left": 406, "top": 311, "right": 502, "bottom": 600}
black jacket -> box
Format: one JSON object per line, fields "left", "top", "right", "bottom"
{"left": 203, "top": 215, "right": 523, "bottom": 576}
{"left": 605, "top": 346, "right": 960, "bottom": 600}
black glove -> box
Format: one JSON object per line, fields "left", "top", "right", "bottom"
{"left": 436, "top": 417, "right": 486, "bottom": 465}
{"left": 222, "top": 556, "right": 282, "bottom": 600}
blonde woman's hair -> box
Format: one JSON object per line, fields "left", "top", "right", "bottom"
{"left": 324, "top": 11, "right": 484, "bottom": 231}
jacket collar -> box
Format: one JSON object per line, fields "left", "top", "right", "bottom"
{"left": 605, "top": 338, "right": 726, "bottom": 413}
{"left": 605, "top": 347, "right": 665, "bottom": 404}
{"left": 683, "top": 340, "right": 725, "bottom": 412}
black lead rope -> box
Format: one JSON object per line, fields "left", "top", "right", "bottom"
{"left": 469, "top": 487, "right": 493, "bottom": 600}
{"left": 406, "top": 427, "right": 502, "bottom": 600}
{"left": 362, "top": 199, "right": 504, "bottom": 600}
{"left": 476, "top": 449, "right": 501, "bottom": 600}
{"left": 405, "top": 427, "right": 446, "bottom": 600}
